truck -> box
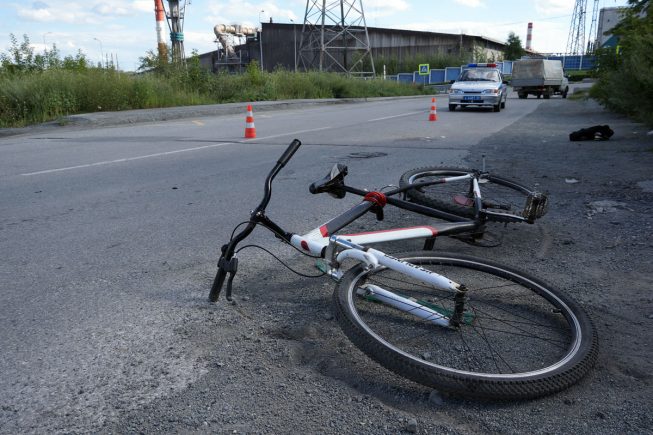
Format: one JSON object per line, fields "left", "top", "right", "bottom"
{"left": 511, "top": 59, "right": 569, "bottom": 99}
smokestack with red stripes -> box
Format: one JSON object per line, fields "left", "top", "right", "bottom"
{"left": 154, "top": 0, "right": 168, "bottom": 63}
{"left": 526, "top": 22, "right": 533, "bottom": 50}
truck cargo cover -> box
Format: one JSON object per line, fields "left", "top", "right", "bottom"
{"left": 512, "top": 59, "right": 564, "bottom": 81}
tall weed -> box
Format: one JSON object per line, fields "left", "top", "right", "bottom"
{"left": 1, "top": 45, "right": 430, "bottom": 128}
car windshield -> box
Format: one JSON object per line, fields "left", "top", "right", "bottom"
{"left": 459, "top": 70, "right": 500, "bottom": 82}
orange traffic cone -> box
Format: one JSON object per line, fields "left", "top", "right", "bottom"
{"left": 429, "top": 97, "right": 438, "bottom": 122}
{"left": 244, "top": 104, "right": 256, "bottom": 138}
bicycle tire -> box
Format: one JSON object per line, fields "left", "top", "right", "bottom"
{"left": 399, "top": 166, "right": 542, "bottom": 221}
{"left": 333, "top": 252, "right": 597, "bottom": 400}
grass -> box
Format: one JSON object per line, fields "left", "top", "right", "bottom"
{"left": 0, "top": 63, "right": 431, "bottom": 128}
{"left": 567, "top": 87, "right": 590, "bottom": 100}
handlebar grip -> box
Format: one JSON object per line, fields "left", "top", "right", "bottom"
{"left": 277, "top": 139, "right": 302, "bottom": 167}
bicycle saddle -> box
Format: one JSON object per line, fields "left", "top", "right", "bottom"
{"left": 309, "top": 163, "right": 348, "bottom": 198}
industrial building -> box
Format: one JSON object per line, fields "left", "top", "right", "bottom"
{"left": 596, "top": 7, "right": 627, "bottom": 48}
{"left": 199, "top": 23, "right": 508, "bottom": 74}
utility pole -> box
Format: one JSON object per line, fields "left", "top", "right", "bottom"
{"left": 259, "top": 10, "right": 265, "bottom": 71}
{"left": 166, "top": 0, "right": 187, "bottom": 64}
{"left": 93, "top": 37, "right": 104, "bottom": 68}
{"left": 290, "top": 19, "right": 297, "bottom": 72}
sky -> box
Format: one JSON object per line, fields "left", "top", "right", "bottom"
{"left": 1, "top": 0, "right": 630, "bottom": 71}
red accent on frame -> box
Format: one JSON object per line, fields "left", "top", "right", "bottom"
{"left": 319, "top": 225, "right": 329, "bottom": 237}
{"left": 363, "top": 191, "right": 387, "bottom": 207}
{"left": 300, "top": 240, "right": 310, "bottom": 251}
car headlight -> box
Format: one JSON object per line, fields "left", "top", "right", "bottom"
{"left": 449, "top": 89, "right": 464, "bottom": 94}
{"left": 481, "top": 88, "right": 499, "bottom": 95}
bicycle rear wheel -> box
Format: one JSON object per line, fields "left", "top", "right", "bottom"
{"left": 333, "top": 252, "right": 597, "bottom": 400}
{"left": 399, "top": 167, "right": 545, "bottom": 221}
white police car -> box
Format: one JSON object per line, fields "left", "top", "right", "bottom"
{"left": 448, "top": 63, "right": 508, "bottom": 112}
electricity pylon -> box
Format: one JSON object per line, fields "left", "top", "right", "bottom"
{"left": 298, "top": 0, "right": 375, "bottom": 77}
{"left": 566, "top": 0, "right": 587, "bottom": 55}
{"left": 586, "top": 0, "right": 600, "bottom": 54}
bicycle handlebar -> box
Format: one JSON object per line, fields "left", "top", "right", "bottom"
{"left": 210, "top": 139, "right": 302, "bottom": 303}
{"left": 277, "top": 139, "right": 302, "bottom": 167}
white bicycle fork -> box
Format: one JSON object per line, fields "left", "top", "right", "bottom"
{"left": 330, "top": 238, "right": 466, "bottom": 327}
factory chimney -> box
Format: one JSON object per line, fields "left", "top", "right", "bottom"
{"left": 154, "top": 0, "right": 168, "bottom": 63}
{"left": 526, "top": 22, "right": 533, "bottom": 50}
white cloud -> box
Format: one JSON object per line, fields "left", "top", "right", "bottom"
{"left": 15, "top": 3, "right": 101, "bottom": 24}
{"left": 535, "top": 0, "right": 573, "bottom": 16}
{"left": 365, "top": 0, "right": 409, "bottom": 20}
{"left": 454, "top": 0, "right": 485, "bottom": 7}
{"left": 15, "top": 1, "right": 151, "bottom": 24}
{"left": 204, "top": 0, "right": 298, "bottom": 27}
{"left": 366, "top": 0, "right": 409, "bottom": 12}
{"left": 17, "top": 8, "right": 55, "bottom": 22}
{"left": 92, "top": 4, "right": 131, "bottom": 16}
{"left": 132, "top": 0, "right": 154, "bottom": 13}
{"left": 183, "top": 30, "right": 219, "bottom": 50}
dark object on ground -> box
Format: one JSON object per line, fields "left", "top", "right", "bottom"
{"left": 569, "top": 125, "right": 614, "bottom": 141}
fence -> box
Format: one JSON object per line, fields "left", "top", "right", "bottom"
{"left": 389, "top": 55, "right": 595, "bottom": 85}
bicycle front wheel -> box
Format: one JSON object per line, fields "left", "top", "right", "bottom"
{"left": 333, "top": 252, "right": 597, "bottom": 400}
{"left": 399, "top": 167, "right": 543, "bottom": 221}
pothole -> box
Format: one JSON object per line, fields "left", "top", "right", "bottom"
{"left": 346, "top": 152, "right": 388, "bottom": 159}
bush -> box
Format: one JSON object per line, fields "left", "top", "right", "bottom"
{"left": 590, "top": 1, "right": 653, "bottom": 127}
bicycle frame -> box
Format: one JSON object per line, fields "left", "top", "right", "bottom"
{"left": 209, "top": 140, "right": 480, "bottom": 328}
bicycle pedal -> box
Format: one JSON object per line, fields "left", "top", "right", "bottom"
{"left": 524, "top": 192, "right": 549, "bottom": 222}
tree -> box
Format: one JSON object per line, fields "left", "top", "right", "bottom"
{"left": 1, "top": 33, "right": 90, "bottom": 74}
{"left": 504, "top": 32, "right": 525, "bottom": 61}
{"left": 590, "top": 0, "right": 652, "bottom": 126}
{"left": 0, "top": 34, "right": 36, "bottom": 72}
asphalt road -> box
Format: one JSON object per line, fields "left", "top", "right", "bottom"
{"left": 2, "top": 94, "right": 550, "bottom": 432}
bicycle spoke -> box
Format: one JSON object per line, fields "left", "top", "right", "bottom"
{"left": 471, "top": 315, "right": 516, "bottom": 373}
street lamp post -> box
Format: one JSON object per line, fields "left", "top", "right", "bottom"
{"left": 290, "top": 19, "right": 297, "bottom": 72}
{"left": 42, "top": 32, "right": 52, "bottom": 50}
{"left": 93, "top": 37, "right": 104, "bottom": 68}
{"left": 259, "top": 10, "right": 264, "bottom": 71}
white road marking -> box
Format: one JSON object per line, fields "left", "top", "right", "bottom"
{"left": 248, "top": 126, "right": 332, "bottom": 141}
{"left": 367, "top": 110, "right": 424, "bottom": 122}
{"left": 20, "top": 126, "right": 333, "bottom": 176}
{"left": 20, "top": 142, "right": 237, "bottom": 176}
